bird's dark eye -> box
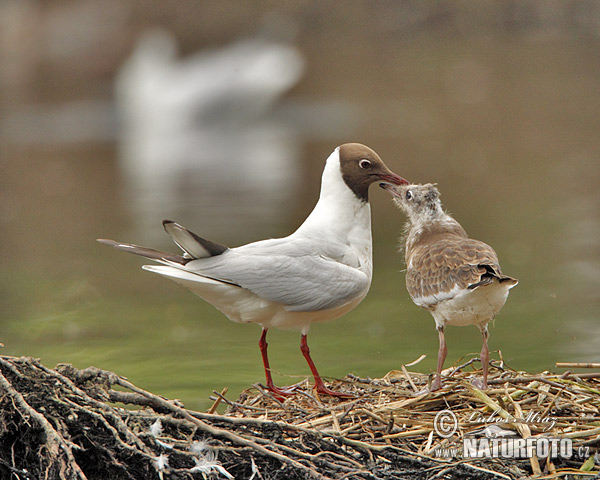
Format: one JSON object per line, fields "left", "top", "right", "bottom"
{"left": 406, "top": 190, "right": 413, "bottom": 200}
{"left": 359, "top": 159, "right": 372, "bottom": 169}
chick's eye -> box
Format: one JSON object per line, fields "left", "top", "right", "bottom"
{"left": 359, "top": 159, "right": 372, "bottom": 169}
{"left": 406, "top": 190, "right": 413, "bottom": 200}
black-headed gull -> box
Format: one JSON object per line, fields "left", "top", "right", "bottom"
{"left": 383, "top": 183, "right": 517, "bottom": 390}
{"left": 99, "top": 143, "right": 407, "bottom": 397}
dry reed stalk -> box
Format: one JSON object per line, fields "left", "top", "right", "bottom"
{"left": 556, "top": 363, "right": 600, "bottom": 369}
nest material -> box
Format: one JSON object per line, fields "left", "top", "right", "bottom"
{"left": 0, "top": 355, "right": 598, "bottom": 480}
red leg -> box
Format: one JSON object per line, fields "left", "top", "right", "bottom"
{"left": 300, "top": 334, "right": 352, "bottom": 398}
{"left": 259, "top": 328, "right": 297, "bottom": 397}
{"left": 432, "top": 325, "right": 447, "bottom": 391}
{"left": 479, "top": 326, "right": 489, "bottom": 389}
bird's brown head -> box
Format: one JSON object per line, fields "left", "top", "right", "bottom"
{"left": 338, "top": 143, "right": 408, "bottom": 202}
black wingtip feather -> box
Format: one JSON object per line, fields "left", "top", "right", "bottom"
{"left": 162, "top": 219, "right": 228, "bottom": 257}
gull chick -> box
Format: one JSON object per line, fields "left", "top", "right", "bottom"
{"left": 384, "top": 183, "right": 517, "bottom": 390}
{"left": 99, "top": 143, "right": 407, "bottom": 397}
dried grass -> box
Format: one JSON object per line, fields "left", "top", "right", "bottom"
{"left": 224, "top": 356, "right": 600, "bottom": 478}
{"left": 0, "top": 354, "right": 598, "bottom": 479}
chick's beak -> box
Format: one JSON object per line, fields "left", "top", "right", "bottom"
{"left": 378, "top": 182, "right": 402, "bottom": 197}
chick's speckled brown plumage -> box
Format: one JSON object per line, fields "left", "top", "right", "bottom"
{"left": 407, "top": 233, "right": 509, "bottom": 309}
{"left": 386, "top": 183, "right": 517, "bottom": 390}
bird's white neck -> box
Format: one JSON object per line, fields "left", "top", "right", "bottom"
{"left": 295, "top": 148, "right": 373, "bottom": 249}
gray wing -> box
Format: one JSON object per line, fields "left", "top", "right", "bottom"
{"left": 183, "top": 238, "right": 370, "bottom": 312}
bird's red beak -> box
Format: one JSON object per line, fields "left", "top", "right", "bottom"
{"left": 378, "top": 171, "right": 408, "bottom": 187}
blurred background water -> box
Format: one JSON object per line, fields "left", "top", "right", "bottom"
{"left": 1, "top": 1, "right": 599, "bottom": 411}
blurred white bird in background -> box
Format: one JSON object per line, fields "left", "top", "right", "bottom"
{"left": 114, "top": 29, "right": 306, "bottom": 242}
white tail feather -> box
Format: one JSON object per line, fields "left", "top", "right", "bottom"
{"left": 142, "top": 265, "right": 225, "bottom": 285}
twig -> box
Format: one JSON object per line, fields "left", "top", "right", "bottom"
{"left": 401, "top": 365, "right": 419, "bottom": 393}
{"left": 462, "top": 462, "right": 513, "bottom": 479}
{"left": 555, "top": 363, "right": 600, "bottom": 369}
{"left": 207, "top": 387, "right": 229, "bottom": 414}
